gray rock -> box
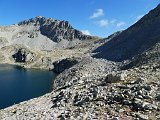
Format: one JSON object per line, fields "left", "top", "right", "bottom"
{"left": 133, "top": 98, "right": 143, "bottom": 110}
{"left": 122, "top": 99, "right": 132, "bottom": 105}
{"left": 136, "top": 113, "right": 149, "bottom": 120}
{"left": 105, "top": 73, "right": 125, "bottom": 83}
{"left": 142, "top": 102, "right": 153, "bottom": 110}
{"left": 112, "top": 117, "right": 120, "bottom": 120}
{"left": 156, "top": 94, "right": 160, "bottom": 101}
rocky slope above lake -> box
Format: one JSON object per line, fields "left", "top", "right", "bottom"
{"left": 0, "top": 4, "right": 160, "bottom": 120}
{"left": 0, "top": 16, "right": 99, "bottom": 69}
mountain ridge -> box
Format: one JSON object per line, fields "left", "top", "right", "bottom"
{"left": 18, "top": 16, "right": 93, "bottom": 42}
{"left": 93, "top": 4, "right": 160, "bottom": 63}
{"left": 0, "top": 16, "right": 97, "bottom": 51}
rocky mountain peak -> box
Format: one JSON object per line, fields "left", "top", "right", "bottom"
{"left": 18, "top": 16, "right": 93, "bottom": 42}
{"left": 18, "top": 16, "right": 56, "bottom": 26}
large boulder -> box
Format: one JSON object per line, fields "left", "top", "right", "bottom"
{"left": 53, "top": 58, "right": 78, "bottom": 73}
{"left": 104, "top": 72, "right": 127, "bottom": 83}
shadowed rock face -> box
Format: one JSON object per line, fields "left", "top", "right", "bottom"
{"left": 53, "top": 58, "right": 79, "bottom": 73}
{"left": 93, "top": 4, "right": 160, "bottom": 62}
{"left": 12, "top": 48, "right": 36, "bottom": 63}
{"left": 12, "top": 49, "right": 26, "bottom": 62}
{"left": 18, "top": 16, "right": 93, "bottom": 42}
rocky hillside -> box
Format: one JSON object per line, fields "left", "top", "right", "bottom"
{"left": 93, "top": 4, "right": 160, "bottom": 62}
{"left": 122, "top": 42, "right": 160, "bottom": 69}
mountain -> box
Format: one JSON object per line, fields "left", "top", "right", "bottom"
{"left": 0, "top": 16, "right": 98, "bottom": 69}
{"left": 18, "top": 16, "right": 93, "bottom": 42}
{"left": 93, "top": 4, "right": 160, "bottom": 64}
{"left": 0, "top": 16, "right": 94, "bottom": 51}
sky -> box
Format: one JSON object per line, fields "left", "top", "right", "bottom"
{"left": 0, "top": 0, "right": 160, "bottom": 37}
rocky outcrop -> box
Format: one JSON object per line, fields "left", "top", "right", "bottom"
{"left": 53, "top": 58, "right": 79, "bottom": 73}
{"left": 18, "top": 16, "right": 93, "bottom": 43}
{"left": 12, "top": 48, "right": 36, "bottom": 63}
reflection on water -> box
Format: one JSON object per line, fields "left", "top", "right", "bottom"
{"left": 0, "top": 64, "right": 57, "bottom": 109}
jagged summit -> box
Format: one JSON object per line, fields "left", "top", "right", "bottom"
{"left": 18, "top": 16, "right": 69, "bottom": 27}
{"left": 18, "top": 16, "right": 93, "bottom": 42}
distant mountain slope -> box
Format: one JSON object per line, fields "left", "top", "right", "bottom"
{"left": 0, "top": 16, "right": 95, "bottom": 50}
{"left": 122, "top": 42, "right": 160, "bottom": 69}
{"left": 93, "top": 4, "right": 160, "bottom": 62}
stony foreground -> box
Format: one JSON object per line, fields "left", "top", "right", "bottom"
{"left": 0, "top": 57, "right": 159, "bottom": 120}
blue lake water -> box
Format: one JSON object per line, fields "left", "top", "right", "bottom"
{"left": 0, "top": 64, "right": 57, "bottom": 109}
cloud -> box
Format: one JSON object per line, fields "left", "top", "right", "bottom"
{"left": 110, "top": 19, "right": 117, "bottom": 24}
{"left": 116, "top": 21, "right": 126, "bottom": 27}
{"left": 81, "top": 30, "right": 91, "bottom": 35}
{"left": 110, "top": 19, "right": 126, "bottom": 28}
{"left": 90, "top": 9, "right": 104, "bottom": 19}
{"left": 97, "top": 19, "right": 109, "bottom": 27}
